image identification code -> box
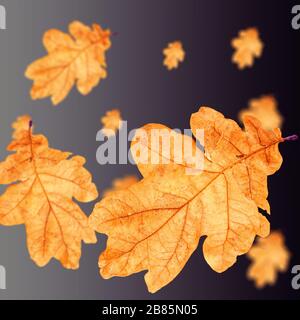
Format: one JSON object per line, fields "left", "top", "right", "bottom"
{"left": 101, "top": 303, "right": 199, "bottom": 318}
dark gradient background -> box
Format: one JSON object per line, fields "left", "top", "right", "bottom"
{"left": 0, "top": 0, "right": 299, "bottom": 299}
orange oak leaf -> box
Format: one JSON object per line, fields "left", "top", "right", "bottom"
{"left": 239, "top": 95, "right": 283, "bottom": 130}
{"left": 0, "top": 115, "right": 98, "bottom": 269}
{"left": 163, "top": 41, "right": 185, "bottom": 70}
{"left": 25, "top": 21, "right": 111, "bottom": 105}
{"left": 231, "top": 28, "right": 263, "bottom": 69}
{"left": 103, "top": 175, "right": 139, "bottom": 197}
{"left": 89, "top": 106, "right": 292, "bottom": 293}
{"left": 247, "top": 231, "right": 290, "bottom": 288}
{"left": 101, "top": 109, "right": 123, "bottom": 137}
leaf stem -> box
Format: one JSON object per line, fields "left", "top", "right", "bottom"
{"left": 283, "top": 134, "right": 298, "bottom": 142}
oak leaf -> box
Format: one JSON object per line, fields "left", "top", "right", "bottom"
{"left": 239, "top": 95, "right": 283, "bottom": 130}
{"left": 101, "top": 109, "right": 122, "bottom": 137}
{"left": 90, "top": 106, "right": 287, "bottom": 293}
{"left": 231, "top": 28, "right": 263, "bottom": 69}
{"left": 103, "top": 175, "right": 139, "bottom": 197}
{"left": 0, "top": 115, "right": 98, "bottom": 269}
{"left": 163, "top": 41, "right": 185, "bottom": 70}
{"left": 25, "top": 21, "right": 111, "bottom": 105}
{"left": 247, "top": 231, "right": 290, "bottom": 288}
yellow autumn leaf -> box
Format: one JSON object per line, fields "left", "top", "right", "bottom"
{"left": 0, "top": 115, "right": 98, "bottom": 269}
{"left": 163, "top": 41, "right": 185, "bottom": 70}
{"left": 247, "top": 231, "right": 290, "bottom": 288}
{"left": 101, "top": 109, "right": 122, "bottom": 136}
{"left": 231, "top": 28, "right": 263, "bottom": 69}
{"left": 89, "top": 106, "right": 289, "bottom": 293}
{"left": 103, "top": 175, "right": 139, "bottom": 197}
{"left": 25, "top": 21, "right": 111, "bottom": 105}
{"left": 239, "top": 95, "right": 283, "bottom": 130}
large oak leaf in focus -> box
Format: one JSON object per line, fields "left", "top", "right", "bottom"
{"left": 0, "top": 116, "right": 98, "bottom": 269}
{"left": 25, "top": 21, "right": 111, "bottom": 105}
{"left": 90, "top": 107, "right": 285, "bottom": 293}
